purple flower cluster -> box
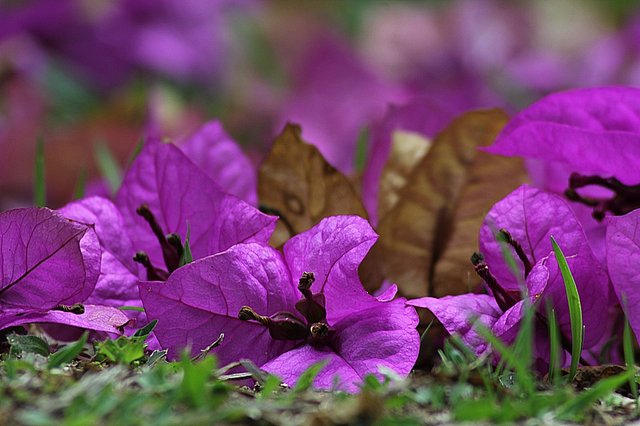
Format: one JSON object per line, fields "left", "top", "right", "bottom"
{"left": 410, "top": 86, "right": 640, "bottom": 368}
{"left": 0, "top": 120, "right": 419, "bottom": 391}
{"left": 3, "top": 83, "right": 640, "bottom": 389}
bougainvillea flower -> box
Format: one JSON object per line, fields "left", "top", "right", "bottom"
{"left": 141, "top": 216, "right": 419, "bottom": 391}
{"left": 0, "top": 207, "right": 129, "bottom": 335}
{"left": 606, "top": 209, "right": 640, "bottom": 338}
{"left": 115, "top": 139, "right": 275, "bottom": 276}
{"left": 484, "top": 87, "right": 640, "bottom": 262}
{"left": 485, "top": 87, "right": 640, "bottom": 215}
{"left": 60, "top": 139, "right": 275, "bottom": 313}
{"left": 408, "top": 185, "right": 611, "bottom": 365}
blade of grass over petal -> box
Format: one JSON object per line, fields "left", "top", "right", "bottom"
{"left": 119, "top": 306, "right": 145, "bottom": 312}
{"left": 354, "top": 125, "right": 370, "bottom": 172}
{"left": 551, "top": 236, "right": 583, "bottom": 381}
{"left": 94, "top": 140, "right": 122, "bottom": 194}
{"left": 475, "top": 324, "right": 535, "bottom": 396}
{"left": 623, "top": 316, "right": 638, "bottom": 404}
{"left": 73, "top": 167, "right": 86, "bottom": 199}
{"left": 179, "top": 222, "right": 193, "bottom": 267}
{"left": 546, "top": 304, "right": 561, "bottom": 385}
{"left": 293, "top": 360, "right": 328, "bottom": 393}
{"left": 132, "top": 320, "right": 158, "bottom": 340}
{"left": 34, "top": 136, "right": 46, "bottom": 207}
{"left": 512, "top": 300, "right": 534, "bottom": 374}
{"left": 126, "top": 137, "right": 145, "bottom": 169}
{"left": 489, "top": 221, "right": 524, "bottom": 290}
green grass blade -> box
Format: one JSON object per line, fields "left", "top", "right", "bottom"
{"left": 179, "top": 222, "right": 193, "bottom": 267}
{"left": 94, "top": 141, "right": 122, "bottom": 194}
{"left": 125, "top": 137, "right": 145, "bottom": 169}
{"left": 34, "top": 136, "right": 46, "bottom": 207}
{"left": 550, "top": 236, "right": 583, "bottom": 381}
{"left": 293, "top": 360, "right": 328, "bottom": 393}
{"left": 132, "top": 320, "right": 158, "bottom": 339}
{"left": 118, "top": 306, "right": 145, "bottom": 312}
{"left": 557, "top": 369, "right": 633, "bottom": 420}
{"left": 511, "top": 300, "right": 534, "bottom": 375}
{"left": 475, "top": 324, "right": 535, "bottom": 396}
{"left": 353, "top": 126, "right": 370, "bottom": 172}
{"left": 623, "top": 317, "right": 638, "bottom": 403}
{"left": 73, "top": 167, "right": 87, "bottom": 199}
{"left": 47, "top": 332, "right": 87, "bottom": 369}
{"left": 495, "top": 229, "right": 524, "bottom": 288}
{"left": 546, "top": 304, "right": 561, "bottom": 385}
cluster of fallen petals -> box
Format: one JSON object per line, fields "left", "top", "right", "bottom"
{"left": 4, "top": 86, "right": 640, "bottom": 391}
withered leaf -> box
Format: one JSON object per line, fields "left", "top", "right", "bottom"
{"left": 258, "top": 123, "right": 367, "bottom": 247}
{"left": 377, "top": 130, "right": 432, "bottom": 220}
{"left": 361, "top": 109, "right": 527, "bottom": 299}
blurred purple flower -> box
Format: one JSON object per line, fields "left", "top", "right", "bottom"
{"left": 141, "top": 216, "right": 419, "bottom": 391}
{"left": 278, "top": 36, "right": 408, "bottom": 173}
{"left": 408, "top": 185, "right": 611, "bottom": 368}
{"left": 0, "top": 0, "right": 255, "bottom": 89}
{"left": 0, "top": 207, "right": 129, "bottom": 335}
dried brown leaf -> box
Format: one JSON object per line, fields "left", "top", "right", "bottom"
{"left": 377, "top": 130, "right": 432, "bottom": 220}
{"left": 361, "top": 109, "right": 527, "bottom": 299}
{"left": 258, "top": 123, "right": 367, "bottom": 247}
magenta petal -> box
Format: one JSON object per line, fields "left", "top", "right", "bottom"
{"left": 0, "top": 208, "right": 99, "bottom": 310}
{"left": 408, "top": 294, "right": 502, "bottom": 355}
{"left": 282, "top": 216, "right": 378, "bottom": 323}
{"left": 375, "top": 282, "right": 398, "bottom": 302}
{"left": 140, "top": 243, "right": 298, "bottom": 364}
{"left": 330, "top": 299, "right": 419, "bottom": 388}
{"left": 261, "top": 345, "right": 361, "bottom": 391}
{"left": 261, "top": 299, "right": 419, "bottom": 393}
{"left": 0, "top": 305, "right": 130, "bottom": 335}
{"left": 179, "top": 120, "right": 258, "bottom": 205}
{"left": 116, "top": 141, "right": 276, "bottom": 265}
{"left": 491, "top": 300, "right": 525, "bottom": 344}
{"left": 486, "top": 87, "right": 640, "bottom": 185}
{"left": 59, "top": 196, "right": 140, "bottom": 307}
{"left": 607, "top": 210, "right": 640, "bottom": 336}
{"left": 479, "top": 185, "right": 587, "bottom": 292}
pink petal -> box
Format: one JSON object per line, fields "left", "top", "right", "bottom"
{"left": 486, "top": 87, "right": 640, "bottom": 185}
{"left": 0, "top": 304, "right": 130, "bottom": 335}
{"left": 116, "top": 141, "right": 276, "bottom": 266}
{"left": 283, "top": 216, "right": 378, "bottom": 324}
{"left": 59, "top": 196, "right": 140, "bottom": 307}
{"left": 607, "top": 210, "right": 640, "bottom": 337}
{"left": 140, "top": 243, "right": 298, "bottom": 364}
{"left": 408, "top": 294, "right": 502, "bottom": 355}
{"left": 178, "top": 120, "right": 258, "bottom": 205}
{"left": 0, "top": 208, "right": 99, "bottom": 310}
